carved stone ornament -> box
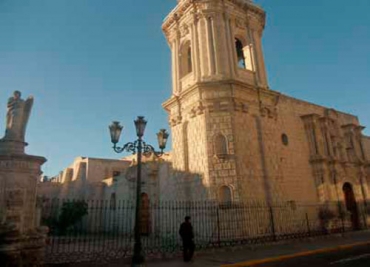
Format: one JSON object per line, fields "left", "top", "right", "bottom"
{"left": 180, "top": 24, "right": 190, "bottom": 37}
{"left": 235, "top": 18, "right": 246, "bottom": 29}
{"left": 170, "top": 114, "right": 182, "bottom": 126}
{"left": 260, "top": 105, "right": 277, "bottom": 119}
{"left": 189, "top": 102, "right": 205, "bottom": 118}
{"left": 233, "top": 100, "right": 249, "bottom": 113}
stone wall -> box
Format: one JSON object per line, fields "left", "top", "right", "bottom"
{"left": 38, "top": 157, "right": 132, "bottom": 199}
{"left": 39, "top": 153, "right": 208, "bottom": 203}
{"left": 363, "top": 136, "right": 370, "bottom": 160}
{"left": 86, "top": 157, "right": 131, "bottom": 183}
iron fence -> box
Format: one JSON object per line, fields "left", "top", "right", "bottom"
{"left": 39, "top": 198, "right": 369, "bottom": 264}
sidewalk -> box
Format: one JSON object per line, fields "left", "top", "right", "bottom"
{"left": 58, "top": 230, "right": 370, "bottom": 267}
{"left": 143, "top": 231, "right": 370, "bottom": 267}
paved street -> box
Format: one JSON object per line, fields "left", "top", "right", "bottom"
{"left": 256, "top": 244, "right": 370, "bottom": 267}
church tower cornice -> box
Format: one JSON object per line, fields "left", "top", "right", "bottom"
{"left": 163, "top": 0, "right": 266, "bottom": 42}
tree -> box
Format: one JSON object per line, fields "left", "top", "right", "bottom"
{"left": 58, "top": 200, "right": 88, "bottom": 234}
{"left": 43, "top": 200, "right": 88, "bottom": 235}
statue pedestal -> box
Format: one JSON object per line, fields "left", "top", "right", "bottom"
{"left": 0, "top": 139, "right": 27, "bottom": 155}
{"left": 0, "top": 224, "right": 48, "bottom": 267}
{"left": 0, "top": 153, "right": 48, "bottom": 266}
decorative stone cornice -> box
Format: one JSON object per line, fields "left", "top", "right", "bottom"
{"left": 162, "top": 0, "right": 193, "bottom": 36}
{"left": 162, "top": 0, "right": 265, "bottom": 40}
{"left": 0, "top": 155, "right": 46, "bottom": 174}
{"left": 341, "top": 124, "right": 366, "bottom": 133}
{"left": 301, "top": 113, "right": 321, "bottom": 123}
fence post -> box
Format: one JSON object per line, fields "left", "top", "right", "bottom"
{"left": 337, "top": 202, "right": 345, "bottom": 233}
{"left": 364, "top": 203, "right": 368, "bottom": 229}
{"left": 360, "top": 203, "right": 367, "bottom": 230}
{"left": 269, "top": 206, "right": 276, "bottom": 241}
{"left": 305, "top": 212, "right": 311, "bottom": 237}
{"left": 217, "top": 205, "right": 221, "bottom": 247}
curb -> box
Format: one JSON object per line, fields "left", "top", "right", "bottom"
{"left": 220, "top": 241, "right": 370, "bottom": 267}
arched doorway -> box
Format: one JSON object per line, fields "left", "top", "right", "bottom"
{"left": 342, "top": 183, "right": 360, "bottom": 230}
{"left": 218, "top": 186, "right": 232, "bottom": 204}
{"left": 140, "top": 193, "right": 151, "bottom": 236}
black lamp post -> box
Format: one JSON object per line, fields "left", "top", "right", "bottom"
{"left": 109, "top": 116, "right": 169, "bottom": 266}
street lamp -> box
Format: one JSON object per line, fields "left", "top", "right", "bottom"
{"left": 109, "top": 116, "right": 169, "bottom": 266}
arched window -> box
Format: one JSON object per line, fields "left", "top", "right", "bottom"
{"left": 235, "top": 38, "right": 246, "bottom": 68}
{"left": 235, "top": 37, "right": 254, "bottom": 71}
{"left": 281, "top": 133, "right": 289, "bottom": 146}
{"left": 214, "top": 133, "right": 228, "bottom": 158}
{"left": 180, "top": 41, "right": 192, "bottom": 78}
{"left": 218, "top": 186, "right": 232, "bottom": 203}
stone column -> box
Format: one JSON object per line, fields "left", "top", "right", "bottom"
{"left": 205, "top": 15, "right": 216, "bottom": 76}
{"left": 191, "top": 17, "right": 201, "bottom": 82}
{"left": 0, "top": 92, "right": 47, "bottom": 266}
{"left": 252, "top": 29, "right": 268, "bottom": 88}
{"left": 0, "top": 154, "right": 47, "bottom": 267}
{"left": 224, "top": 14, "right": 236, "bottom": 78}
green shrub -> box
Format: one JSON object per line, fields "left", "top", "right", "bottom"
{"left": 42, "top": 200, "right": 88, "bottom": 235}
{"left": 58, "top": 200, "right": 88, "bottom": 234}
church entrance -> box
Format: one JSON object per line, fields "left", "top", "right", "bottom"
{"left": 342, "top": 182, "right": 360, "bottom": 230}
{"left": 140, "top": 193, "right": 151, "bottom": 236}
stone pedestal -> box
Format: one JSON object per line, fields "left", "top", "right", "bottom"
{"left": 0, "top": 153, "right": 47, "bottom": 266}
{"left": 0, "top": 139, "right": 27, "bottom": 155}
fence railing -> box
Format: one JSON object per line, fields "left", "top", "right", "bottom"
{"left": 39, "top": 198, "right": 369, "bottom": 264}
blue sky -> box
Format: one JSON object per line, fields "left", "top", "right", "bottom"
{"left": 0, "top": 0, "right": 369, "bottom": 176}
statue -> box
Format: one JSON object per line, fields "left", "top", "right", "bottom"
{"left": 2, "top": 91, "right": 33, "bottom": 142}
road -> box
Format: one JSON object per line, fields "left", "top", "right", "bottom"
{"left": 256, "top": 244, "right": 370, "bottom": 267}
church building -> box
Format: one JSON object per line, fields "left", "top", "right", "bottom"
{"left": 161, "top": 0, "right": 370, "bottom": 206}
{"left": 39, "top": 0, "right": 370, "bottom": 223}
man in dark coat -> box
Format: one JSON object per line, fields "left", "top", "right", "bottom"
{"left": 179, "top": 216, "right": 195, "bottom": 262}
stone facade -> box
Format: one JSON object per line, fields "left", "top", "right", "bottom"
{"left": 39, "top": 0, "right": 370, "bottom": 215}
{"left": 36, "top": 0, "right": 370, "bottom": 242}
{"left": 162, "top": 0, "right": 370, "bottom": 206}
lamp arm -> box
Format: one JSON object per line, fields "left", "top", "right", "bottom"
{"left": 142, "top": 142, "right": 164, "bottom": 157}
{"left": 113, "top": 141, "right": 137, "bottom": 154}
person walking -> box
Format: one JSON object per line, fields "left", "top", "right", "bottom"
{"left": 179, "top": 216, "right": 195, "bottom": 262}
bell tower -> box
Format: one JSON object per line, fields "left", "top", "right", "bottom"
{"left": 162, "top": 0, "right": 269, "bottom": 200}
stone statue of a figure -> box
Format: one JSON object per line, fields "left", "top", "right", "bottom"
{"left": 2, "top": 91, "right": 33, "bottom": 142}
